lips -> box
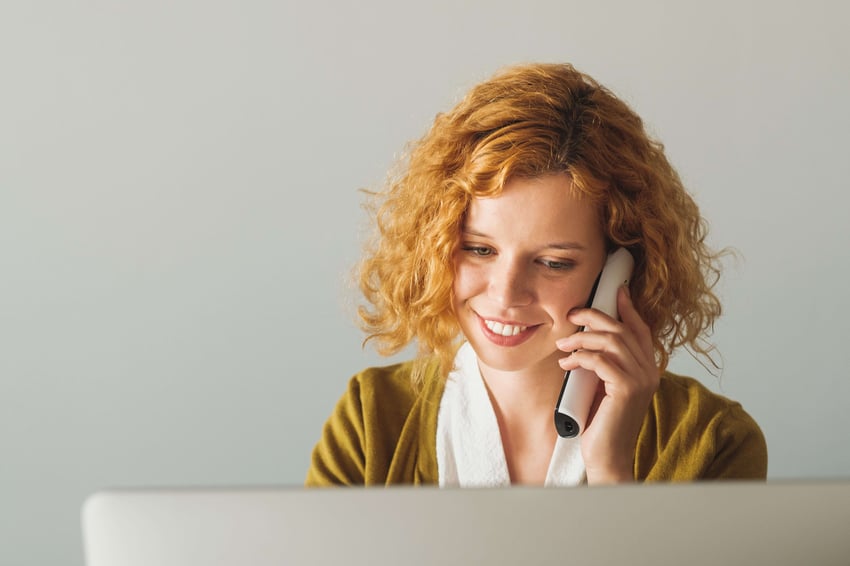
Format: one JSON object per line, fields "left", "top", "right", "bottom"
{"left": 476, "top": 314, "right": 539, "bottom": 346}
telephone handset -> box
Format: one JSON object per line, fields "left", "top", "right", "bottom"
{"left": 554, "top": 247, "right": 634, "bottom": 438}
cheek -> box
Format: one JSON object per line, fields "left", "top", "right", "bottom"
{"left": 542, "top": 287, "right": 580, "bottom": 322}
{"left": 451, "top": 260, "right": 480, "bottom": 302}
{"left": 543, "top": 278, "right": 596, "bottom": 325}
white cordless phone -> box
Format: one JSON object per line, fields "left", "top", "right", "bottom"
{"left": 554, "top": 247, "right": 634, "bottom": 438}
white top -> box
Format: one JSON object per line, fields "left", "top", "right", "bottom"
{"left": 436, "top": 342, "right": 586, "bottom": 487}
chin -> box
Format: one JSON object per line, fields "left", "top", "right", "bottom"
{"left": 467, "top": 340, "right": 560, "bottom": 376}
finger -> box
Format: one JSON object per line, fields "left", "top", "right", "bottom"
{"left": 558, "top": 335, "right": 653, "bottom": 389}
{"left": 566, "top": 307, "right": 619, "bottom": 332}
{"left": 563, "top": 349, "right": 657, "bottom": 400}
{"left": 556, "top": 330, "right": 639, "bottom": 367}
{"left": 558, "top": 348, "right": 629, "bottom": 378}
{"left": 557, "top": 320, "right": 645, "bottom": 370}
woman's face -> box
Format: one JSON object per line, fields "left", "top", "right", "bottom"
{"left": 452, "top": 174, "right": 607, "bottom": 378}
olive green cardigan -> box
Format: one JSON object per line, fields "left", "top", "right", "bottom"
{"left": 306, "top": 360, "right": 767, "bottom": 486}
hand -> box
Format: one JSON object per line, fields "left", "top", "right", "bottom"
{"left": 555, "top": 285, "right": 660, "bottom": 485}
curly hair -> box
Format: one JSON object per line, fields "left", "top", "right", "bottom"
{"left": 357, "top": 63, "right": 723, "bottom": 385}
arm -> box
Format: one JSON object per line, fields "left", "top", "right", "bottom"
{"left": 305, "top": 377, "right": 368, "bottom": 486}
{"left": 305, "top": 364, "right": 422, "bottom": 486}
{"left": 703, "top": 404, "right": 768, "bottom": 480}
{"left": 636, "top": 378, "right": 768, "bottom": 481}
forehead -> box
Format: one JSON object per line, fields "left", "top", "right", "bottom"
{"left": 463, "top": 175, "right": 603, "bottom": 245}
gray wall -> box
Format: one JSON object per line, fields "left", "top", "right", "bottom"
{"left": 2, "top": 1, "right": 849, "bottom": 564}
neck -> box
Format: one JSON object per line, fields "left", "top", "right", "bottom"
{"left": 478, "top": 360, "right": 564, "bottom": 416}
{"left": 477, "top": 357, "right": 564, "bottom": 427}
{"left": 476, "top": 356, "right": 564, "bottom": 484}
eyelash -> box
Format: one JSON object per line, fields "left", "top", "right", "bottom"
{"left": 460, "top": 245, "right": 493, "bottom": 257}
{"left": 539, "top": 259, "right": 575, "bottom": 271}
{"left": 460, "top": 245, "right": 575, "bottom": 271}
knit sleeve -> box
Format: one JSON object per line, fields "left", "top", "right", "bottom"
{"left": 305, "top": 363, "right": 422, "bottom": 486}
{"left": 703, "top": 404, "right": 768, "bottom": 480}
{"left": 637, "top": 373, "right": 769, "bottom": 481}
{"left": 305, "top": 376, "right": 368, "bottom": 486}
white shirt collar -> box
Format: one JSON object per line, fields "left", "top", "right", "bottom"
{"left": 436, "top": 342, "right": 586, "bottom": 487}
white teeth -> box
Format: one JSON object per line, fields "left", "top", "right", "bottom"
{"left": 484, "top": 320, "right": 528, "bottom": 337}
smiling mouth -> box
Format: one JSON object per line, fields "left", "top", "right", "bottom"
{"left": 482, "top": 319, "right": 530, "bottom": 337}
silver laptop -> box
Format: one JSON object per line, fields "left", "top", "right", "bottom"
{"left": 82, "top": 481, "right": 850, "bottom": 566}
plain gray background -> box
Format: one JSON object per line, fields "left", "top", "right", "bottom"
{"left": 2, "top": 1, "right": 849, "bottom": 564}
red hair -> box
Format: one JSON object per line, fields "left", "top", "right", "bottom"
{"left": 358, "top": 63, "right": 723, "bottom": 383}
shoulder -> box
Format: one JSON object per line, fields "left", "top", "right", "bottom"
{"left": 637, "top": 371, "right": 768, "bottom": 480}
{"left": 651, "top": 371, "right": 764, "bottom": 441}
{"left": 305, "top": 359, "right": 444, "bottom": 486}
{"left": 326, "top": 359, "right": 428, "bottom": 445}
{"left": 654, "top": 371, "right": 732, "bottom": 410}
{"left": 653, "top": 371, "right": 758, "bottom": 428}
{"left": 348, "top": 360, "right": 421, "bottom": 408}
{"left": 348, "top": 357, "right": 447, "bottom": 423}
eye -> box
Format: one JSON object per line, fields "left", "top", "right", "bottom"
{"left": 460, "top": 245, "right": 494, "bottom": 257}
{"left": 540, "top": 259, "right": 575, "bottom": 271}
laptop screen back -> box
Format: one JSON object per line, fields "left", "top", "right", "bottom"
{"left": 82, "top": 481, "right": 850, "bottom": 566}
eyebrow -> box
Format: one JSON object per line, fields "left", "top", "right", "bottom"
{"left": 461, "top": 229, "right": 588, "bottom": 251}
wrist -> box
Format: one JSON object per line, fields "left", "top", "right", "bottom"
{"left": 585, "top": 465, "right": 634, "bottom": 486}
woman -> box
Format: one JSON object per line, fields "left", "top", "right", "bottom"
{"left": 306, "top": 63, "right": 767, "bottom": 486}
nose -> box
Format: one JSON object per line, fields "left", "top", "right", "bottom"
{"left": 487, "top": 257, "right": 533, "bottom": 308}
